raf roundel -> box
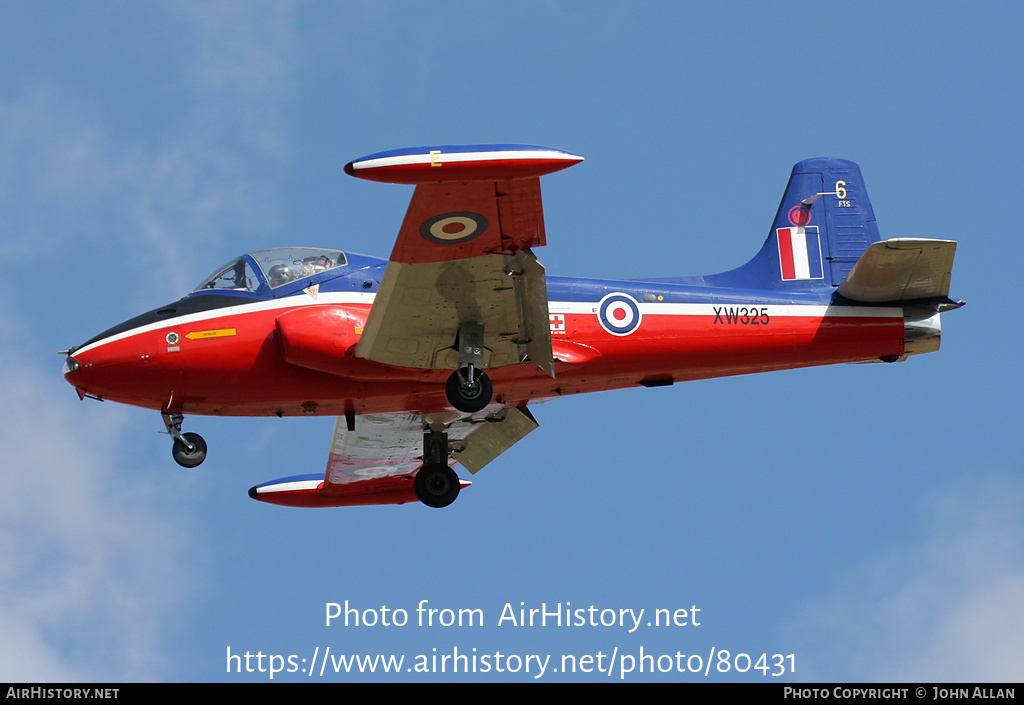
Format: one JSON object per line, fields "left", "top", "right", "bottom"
{"left": 420, "top": 211, "right": 488, "bottom": 245}
{"left": 598, "top": 292, "right": 642, "bottom": 336}
{"left": 788, "top": 204, "right": 812, "bottom": 226}
{"left": 347, "top": 464, "right": 413, "bottom": 479}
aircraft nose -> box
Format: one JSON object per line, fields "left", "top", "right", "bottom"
{"left": 61, "top": 327, "right": 179, "bottom": 407}
{"left": 61, "top": 350, "right": 94, "bottom": 400}
{"left": 62, "top": 353, "right": 81, "bottom": 377}
{"left": 61, "top": 335, "right": 128, "bottom": 400}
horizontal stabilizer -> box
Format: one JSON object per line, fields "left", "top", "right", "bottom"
{"left": 836, "top": 238, "right": 957, "bottom": 303}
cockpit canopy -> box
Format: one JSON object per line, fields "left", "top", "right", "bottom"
{"left": 194, "top": 248, "right": 348, "bottom": 294}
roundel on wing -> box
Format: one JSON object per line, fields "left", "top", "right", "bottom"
{"left": 419, "top": 211, "right": 489, "bottom": 245}
{"left": 598, "top": 292, "right": 642, "bottom": 336}
{"left": 345, "top": 464, "right": 413, "bottom": 479}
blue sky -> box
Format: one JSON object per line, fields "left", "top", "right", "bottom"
{"left": 1, "top": 1, "right": 1021, "bottom": 682}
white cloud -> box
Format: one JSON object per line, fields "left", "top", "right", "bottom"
{"left": 0, "top": 4, "right": 298, "bottom": 298}
{"left": 176, "top": 0, "right": 297, "bottom": 160}
{"left": 0, "top": 355, "right": 200, "bottom": 681}
{"left": 787, "top": 481, "right": 1024, "bottom": 682}
{"left": 0, "top": 4, "right": 303, "bottom": 679}
{"left": 0, "top": 95, "right": 277, "bottom": 306}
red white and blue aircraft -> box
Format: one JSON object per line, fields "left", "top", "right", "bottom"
{"left": 62, "top": 145, "right": 963, "bottom": 509}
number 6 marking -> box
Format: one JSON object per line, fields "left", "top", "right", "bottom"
{"left": 835, "top": 180, "right": 847, "bottom": 199}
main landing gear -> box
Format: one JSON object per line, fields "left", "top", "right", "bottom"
{"left": 445, "top": 364, "right": 492, "bottom": 413}
{"left": 446, "top": 322, "right": 493, "bottom": 413}
{"left": 414, "top": 428, "right": 460, "bottom": 508}
{"left": 162, "top": 412, "right": 207, "bottom": 468}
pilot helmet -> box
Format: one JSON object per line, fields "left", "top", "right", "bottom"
{"left": 268, "top": 264, "right": 295, "bottom": 287}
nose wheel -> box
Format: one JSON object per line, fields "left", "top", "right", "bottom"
{"left": 172, "top": 432, "right": 207, "bottom": 468}
{"left": 163, "top": 412, "right": 207, "bottom": 468}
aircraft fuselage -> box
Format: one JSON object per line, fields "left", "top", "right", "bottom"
{"left": 64, "top": 264, "right": 907, "bottom": 418}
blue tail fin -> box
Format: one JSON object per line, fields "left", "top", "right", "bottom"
{"left": 704, "top": 158, "right": 882, "bottom": 292}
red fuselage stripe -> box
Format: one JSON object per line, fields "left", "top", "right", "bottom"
{"left": 67, "top": 300, "right": 905, "bottom": 417}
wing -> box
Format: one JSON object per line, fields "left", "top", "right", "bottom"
{"left": 249, "top": 145, "right": 576, "bottom": 508}
{"left": 248, "top": 407, "right": 538, "bottom": 508}
{"left": 346, "top": 145, "right": 583, "bottom": 377}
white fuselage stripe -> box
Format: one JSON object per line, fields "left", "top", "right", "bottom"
{"left": 74, "top": 291, "right": 377, "bottom": 356}
{"left": 78, "top": 295, "right": 903, "bottom": 356}
{"left": 548, "top": 301, "right": 903, "bottom": 318}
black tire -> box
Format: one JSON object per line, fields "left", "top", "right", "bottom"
{"left": 414, "top": 463, "right": 460, "bottom": 508}
{"left": 172, "top": 432, "right": 207, "bottom": 468}
{"left": 445, "top": 368, "right": 492, "bottom": 413}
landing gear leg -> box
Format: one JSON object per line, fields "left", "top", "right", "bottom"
{"left": 414, "top": 429, "right": 460, "bottom": 508}
{"left": 162, "top": 412, "right": 207, "bottom": 468}
{"left": 445, "top": 322, "right": 493, "bottom": 412}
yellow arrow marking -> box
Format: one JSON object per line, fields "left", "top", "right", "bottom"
{"left": 185, "top": 328, "right": 237, "bottom": 341}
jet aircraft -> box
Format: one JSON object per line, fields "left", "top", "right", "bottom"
{"left": 62, "top": 145, "right": 963, "bottom": 509}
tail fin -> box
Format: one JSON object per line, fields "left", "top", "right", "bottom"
{"left": 705, "top": 158, "right": 881, "bottom": 292}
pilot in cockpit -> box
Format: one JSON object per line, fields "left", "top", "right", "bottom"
{"left": 268, "top": 264, "right": 295, "bottom": 287}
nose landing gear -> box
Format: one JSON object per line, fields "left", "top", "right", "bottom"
{"left": 162, "top": 412, "right": 207, "bottom": 468}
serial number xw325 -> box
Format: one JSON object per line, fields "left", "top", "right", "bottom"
{"left": 712, "top": 306, "right": 770, "bottom": 325}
